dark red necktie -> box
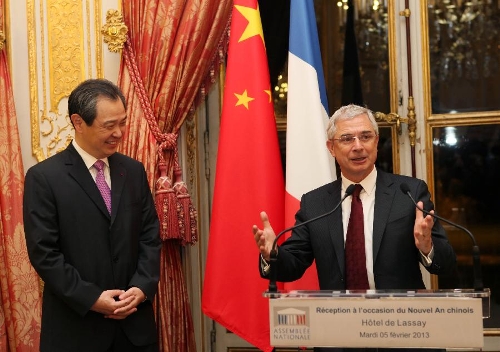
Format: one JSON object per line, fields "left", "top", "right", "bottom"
{"left": 345, "top": 184, "right": 369, "bottom": 289}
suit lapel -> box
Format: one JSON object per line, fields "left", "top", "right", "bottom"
{"left": 372, "top": 171, "right": 395, "bottom": 263}
{"left": 108, "top": 154, "right": 126, "bottom": 225}
{"left": 326, "top": 181, "right": 346, "bottom": 276}
{"left": 65, "top": 144, "right": 111, "bottom": 218}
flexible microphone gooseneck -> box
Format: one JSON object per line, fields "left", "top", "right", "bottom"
{"left": 267, "top": 184, "right": 356, "bottom": 293}
{"left": 399, "top": 183, "right": 483, "bottom": 291}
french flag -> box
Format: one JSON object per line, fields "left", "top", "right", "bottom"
{"left": 284, "top": 0, "right": 337, "bottom": 290}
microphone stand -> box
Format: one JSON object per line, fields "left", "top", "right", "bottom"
{"left": 268, "top": 246, "right": 279, "bottom": 294}
{"left": 267, "top": 222, "right": 303, "bottom": 293}
{"left": 267, "top": 185, "right": 356, "bottom": 293}
{"left": 402, "top": 186, "right": 484, "bottom": 291}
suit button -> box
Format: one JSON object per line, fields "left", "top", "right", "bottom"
{"left": 113, "top": 257, "right": 119, "bottom": 263}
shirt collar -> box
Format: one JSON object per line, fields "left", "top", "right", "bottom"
{"left": 72, "top": 140, "right": 109, "bottom": 170}
{"left": 341, "top": 167, "right": 377, "bottom": 196}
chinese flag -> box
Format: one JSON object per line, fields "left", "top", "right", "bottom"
{"left": 201, "top": 1, "right": 285, "bottom": 351}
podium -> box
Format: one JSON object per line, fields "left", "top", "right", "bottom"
{"left": 264, "top": 289, "right": 490, "bottom": 349}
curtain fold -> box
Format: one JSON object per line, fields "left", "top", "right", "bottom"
{"left": 118, "top": 0, "right": 231, "bottom": 350}
{"left": 0, "top": 1, "right": 42, "bottom": 350}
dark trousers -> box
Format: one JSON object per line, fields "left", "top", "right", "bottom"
{"left": 107, "top": 326, "right": 159, "bottom": 352}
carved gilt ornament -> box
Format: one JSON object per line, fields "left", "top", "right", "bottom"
{"left": 101, "top": 10, "right": 128, "bottom": 53}
{"left": 0, "top": 30, "right": 5, "bottom": 51}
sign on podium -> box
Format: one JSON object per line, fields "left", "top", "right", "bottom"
{"left": 265, "top": 289, "right": 490, "bottom": 349}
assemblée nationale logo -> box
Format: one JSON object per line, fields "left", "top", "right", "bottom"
{"left": 272, "top": 306, "right": 311, "bottom": 341}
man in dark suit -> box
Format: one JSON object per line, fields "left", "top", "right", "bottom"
{"left": 253, "top": 104, "right": 456, "bottom": 351}
{"left": 23, "top": 79, "right": 162, "bottom": 352}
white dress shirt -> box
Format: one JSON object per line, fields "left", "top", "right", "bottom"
{"left": 72, "top": 140, "right": 111, "bottom": 189}
{"left": 341, "top": 167, "right": 377, "bottom": 289}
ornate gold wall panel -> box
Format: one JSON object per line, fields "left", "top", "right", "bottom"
{"left": 47, "top": 1, "right": 85, "bottom": 111}
{"left": 27, "top": 0, "right": 103, "bottom": 161}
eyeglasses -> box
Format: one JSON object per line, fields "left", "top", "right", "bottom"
{"left": 332, "top": 133, "right": 377, "bottom": 146}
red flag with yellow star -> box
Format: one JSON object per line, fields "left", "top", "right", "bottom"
{"left": 201, "top": 0, "right": 284, "bottom": 351}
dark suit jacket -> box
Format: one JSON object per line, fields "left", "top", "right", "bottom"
{"left": 270, "top": 169, "right": 456, "bottom": 289}
{"left": 23, "top": 143, "right": 161, "bottom": 352}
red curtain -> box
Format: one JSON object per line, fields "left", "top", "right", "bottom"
{"left": 117, "top": 1, "right": 231, "bottom": 350}
{"left": 0, "top": 1, "right": 42, "bottom": 350}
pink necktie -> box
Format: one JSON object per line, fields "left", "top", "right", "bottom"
{"left": 345, "top": 184, "right": 369, "bottom": 289}
{"left": 93, "top": 160, "right": 111, "bottom": 214}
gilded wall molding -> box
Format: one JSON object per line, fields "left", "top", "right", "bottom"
{"left": 27, "top": 0, "right": 43, "bottom": 161}
{"left": 0, "top": 30, "right": 5, "bottom": 51}
{"left": 420, "top": 0, "right": 432, "bottom": 124}
{"left": 95, "top": 4, "right": 103, "bottom": 77}
{"left": 27, "top": 0, "right": 103, "bottom": 161}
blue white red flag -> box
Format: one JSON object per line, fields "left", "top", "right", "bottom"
{"left": 284, "top": 0, "right": 337, "bottom": 290}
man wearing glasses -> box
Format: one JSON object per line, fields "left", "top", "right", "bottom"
{"left": 253, "top": 104, "right": 456, "bottom": 351}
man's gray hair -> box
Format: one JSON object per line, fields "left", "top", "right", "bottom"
{"left": 326, "top": 104, "right": 379, "bottom": 140}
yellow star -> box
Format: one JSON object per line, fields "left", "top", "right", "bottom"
{"left": 264, "top": 89, "right": 272, "bottom": 103}
{"left": 234, "top": 5, "right": 265, "bottom": 43}
{"left": 234, "top": 90, "right": 255, "bottom": 109}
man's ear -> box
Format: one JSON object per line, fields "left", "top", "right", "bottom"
{"left": 326, "top": 140, "right": 336, "bottom": 158}
{"left": 71, "top": 114, "right": 83, "bottom": 133}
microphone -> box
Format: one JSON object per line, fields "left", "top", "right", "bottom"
{"left": 267, "top": 184, "right": 356, "bottom": 293}
{"left": 399, "top": 183, "right": 483, "bottom": 291}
